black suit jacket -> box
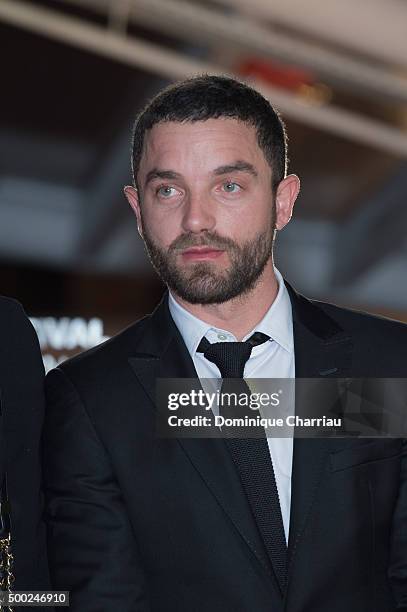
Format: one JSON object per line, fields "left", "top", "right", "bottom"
{"left": 43, "top": 283, "right": 407, "bottom": 611}
{"left": 0, "top": 296, "right": 51, "bottom": 596}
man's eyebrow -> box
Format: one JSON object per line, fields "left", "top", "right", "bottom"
{"left": 144, "top": 161, "right": 257, "bottom": 187}
{"left": 213, "top": 161, "right": 258, "bottom": 177}
{"left": 144, "top": 169, "right": 182, "bottom": 187}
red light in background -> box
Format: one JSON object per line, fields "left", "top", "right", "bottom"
{"left": 238, "top": 58, "right": 315, "bottom": 92}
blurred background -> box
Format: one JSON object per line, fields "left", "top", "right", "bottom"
{"left": 1, "top": 0, "right": 406, "bottom": 368}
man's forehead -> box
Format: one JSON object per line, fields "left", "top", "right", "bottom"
{"left": 144, "top": 118, "right": 257, "bottom": 145}
{"left": 140, "top": 118, "right": 262, "bottom": 167}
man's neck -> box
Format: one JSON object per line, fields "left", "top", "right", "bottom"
{"left": 171, "top": 262, "right": 279, "bottom": 341}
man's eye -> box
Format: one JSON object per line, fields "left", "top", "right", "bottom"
{"left": 223, "top": 182, "right": 241, "bottom": 193}
{"left": 157, "top": 186, "right": 177, "bottom": 197}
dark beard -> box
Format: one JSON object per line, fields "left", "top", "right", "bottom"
{"left": 140, "top": 211, "right": 276, "bottom": 305}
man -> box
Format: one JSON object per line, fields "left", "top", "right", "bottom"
{"left": 43, "top": 75, "right": 407, "bottom": 611}
{"left": 0, "top": 296, "right": 51, "bottom": 598}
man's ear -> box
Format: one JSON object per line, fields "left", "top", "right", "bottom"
{"left": 124, "top": 185, "right": 143, "bottom": 237}
{"left": 275, "top": 174, "right": 300, "bottom": 230}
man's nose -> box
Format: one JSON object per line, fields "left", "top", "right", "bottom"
{"left": 181, "top": 191, "right": 216, "bottom": 233}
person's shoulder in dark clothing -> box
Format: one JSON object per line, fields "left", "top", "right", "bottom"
{"left": 0, "top": 295, "right": 52, "bottom": 599}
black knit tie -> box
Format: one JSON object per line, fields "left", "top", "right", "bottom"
{"left": 197, "top": 331, "right": 269, "bottom": 378}
{"left": 197, "top": 331, "right": 288, "bottom": 593}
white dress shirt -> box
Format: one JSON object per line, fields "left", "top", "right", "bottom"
{"left": 168, "top": 267, "right": 295, "bottom": 543}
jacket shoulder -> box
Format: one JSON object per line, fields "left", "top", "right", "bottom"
{"left": 314, "top": 298, "right": 407, "bottom": 337}
{"left": 0, "top": 295, "right": 26, "bottom": 318}
{"left": 55, "top": 313, "right": 151, "bottom": 377}
{"left": 0, "top": 295, "right": 39, "bottom": 344}
{"left": 313, "top": 298, "right": 407, "bottom": 373}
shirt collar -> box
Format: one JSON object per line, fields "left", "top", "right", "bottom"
{"left": 168, "top": 266, "right": 294, "bottom": 357}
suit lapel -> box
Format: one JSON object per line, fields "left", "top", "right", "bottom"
{"left": 128, "top": 292, "right": 281, "bottom": 597}
{"left": 284, "top": 282, "right": 354, "bottom": 587}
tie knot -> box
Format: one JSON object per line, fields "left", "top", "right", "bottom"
{"left": 197, "top": 332, "right": 269, "bottom": 378}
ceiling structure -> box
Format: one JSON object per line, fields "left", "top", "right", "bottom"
{"left": 0, "top": 0, "right": 406, "bottom": 312}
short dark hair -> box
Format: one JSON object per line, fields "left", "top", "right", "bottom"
{"left": 131, "top": 74, "right": 288, "bottom": 191}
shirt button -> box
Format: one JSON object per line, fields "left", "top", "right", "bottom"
{"left": 217, "top": 334, "right": 227, "bottom": 340}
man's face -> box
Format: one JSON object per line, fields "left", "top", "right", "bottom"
{"left": 126, "top": 118, "right": 297, "bottom": 304}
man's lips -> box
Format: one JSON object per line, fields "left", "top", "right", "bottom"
{"left": 183, "top": 247, "right": 222, "bottom": 253}
{"left": 181, "top": 247, "right": 224, "bottom": 260}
